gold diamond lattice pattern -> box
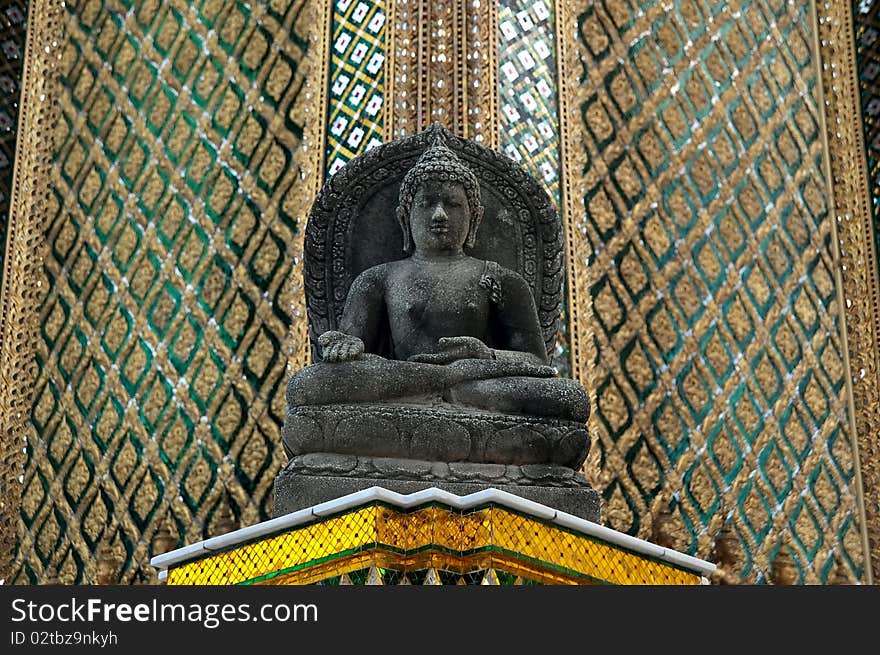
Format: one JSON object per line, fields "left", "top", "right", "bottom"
{"left": 17, "top": 0, "right": 315, "bottom": 583}
{"left": 325, "top": 0, "right": 386, "bottom": 176}
{"left": 575, "top": 0, "right": 865, "bottom": 583}
{"left": 164, "top": 503, "right": 703, "bottom": 585}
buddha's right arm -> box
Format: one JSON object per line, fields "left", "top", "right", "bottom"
{"left": 337, "top": 264, "right": 388, "bottom": 353}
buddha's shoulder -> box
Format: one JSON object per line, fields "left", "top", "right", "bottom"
{"left": 479, "top": 259, "right": 528, "bottom": 285}
{"left": 352, "top": 259, "right": 426, "bottom": 286}
{"left": 350, "top": 262, "right": 392, "bottom": 290}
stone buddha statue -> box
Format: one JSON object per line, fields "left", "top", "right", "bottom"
{"left": 276, "top": 124, "right": 600, "bottom": 520}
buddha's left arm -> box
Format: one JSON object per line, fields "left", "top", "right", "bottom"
{"left": 490, "top": 269, "right": 550, "bottom": 366}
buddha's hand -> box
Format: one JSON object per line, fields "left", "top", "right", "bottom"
{"left": 407, "top": 336, "right": 492, "bottom": 364}
{"left": 318, "top": 330, "right": 365, "bottom": 362}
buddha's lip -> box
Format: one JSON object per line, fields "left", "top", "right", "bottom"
{"left": 430, "top": 222, "right": 448, "bottom": 233}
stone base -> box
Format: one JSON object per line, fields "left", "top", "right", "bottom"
{"left": 274, "top": 453, "right": 601, "bottom": 522}
{"left": 283, "top": 402, "right": 591, "bottom": 469}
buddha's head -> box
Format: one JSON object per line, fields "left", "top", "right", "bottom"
{"left": 396, "top": 132, "right": 484, "bottom": 254}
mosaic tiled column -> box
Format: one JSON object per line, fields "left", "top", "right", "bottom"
{"left": 325, "top": 0, "right": 387, "bottom": 176}
{"left": 559, "top": 0, "right": 871, "bottom": 583}
{"left": 3, "top": 0, "right": 879, "bottom": 585}
{"left": 9, "top": 0, "right": 328, "bottom": 583}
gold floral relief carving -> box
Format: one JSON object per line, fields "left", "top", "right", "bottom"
{"left": 0, "top": 0, "right": 64, "bottom": 582}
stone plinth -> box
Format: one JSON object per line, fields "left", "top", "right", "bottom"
{"left": 274, "top": 452, "right": 601, "bottom": 522}
{"left": 282, "top": 403, "right": 592, "bottom": 469}
{"left": 279, "top": 401, "right": 599, "bottom": 520}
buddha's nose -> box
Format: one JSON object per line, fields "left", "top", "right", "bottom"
{"left": 431, "top": 205, "right": 447, "bottom": 221}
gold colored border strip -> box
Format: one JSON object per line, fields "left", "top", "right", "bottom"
{"left": 817, "top": 0, "right": 880, "bottom": 582}
{"left": 260, "top": 550, "right": 590, "bottom": 585}
{"left": 459, "top": 0, "right": 500, "bottom": 143}
{"left": 285, "top": 0, "right": 333, "bottom": 371}
{"left": 455, "top": 0, "right": 467, "bottom": 134}
{"left": 416, "top": 0, "right": 428, "bottom": 127}
{"left": 482, "top": 0, "right": 499, "bottom": 148}
{"left": 0, "top": 0, "right": 64, "bottom": 581}
{"left": 261, "top": 551, "right": 377, "bottom": 585}
{"left": 809, "top": 0, "right": 874, "bottom": 586}
{"left": 387, "top": 0, "right": 498, "bottom": 141}
{"left": 555, "top": 1, "right": 595, "bottom": 435}
{"left": 385, "top": 0, "right": 396, "bottom": 141}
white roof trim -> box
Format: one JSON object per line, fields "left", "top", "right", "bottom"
{"left": 150, "top": 486, "right": 716, "bottom": 577}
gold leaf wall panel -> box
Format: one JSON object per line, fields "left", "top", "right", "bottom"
{"left": 558, "top": 0, "right": 871, "bottom": 583}
{"left": 2, "top": 0, "right": 877, "bottom": 584}
{"left": 5, "top": 0, "right": 327, "bottom": 583}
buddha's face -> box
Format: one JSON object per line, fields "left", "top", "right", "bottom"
{"left": 409, "top": 180, "right": 470, "bottom": 254}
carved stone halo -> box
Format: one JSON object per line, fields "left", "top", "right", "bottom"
{"left": 303, "top": 122, "right": 564, "bottom": 361}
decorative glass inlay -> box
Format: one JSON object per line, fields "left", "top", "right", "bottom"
{"left": 498, "top": 0, "right": 570, "bottom": 376}
{"left": 325, "top": 0, "right": 387, "bottom": 177}
{"left": 577, "top": 0, "right": 864, "bottom": 583}
{"left": 19, "top": 0, "right": 312, "bottom": 583}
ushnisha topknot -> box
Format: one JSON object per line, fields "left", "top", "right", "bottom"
{"left": 396, "top": 124, "right": 484, "bottom": 252}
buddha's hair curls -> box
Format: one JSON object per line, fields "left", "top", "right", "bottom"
{"left": 396, "top": 131, "right": 484, "bottom": 252}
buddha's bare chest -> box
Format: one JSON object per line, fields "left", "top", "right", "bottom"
{"left": 385, "top": 268, "right": 490, "bottom": 336}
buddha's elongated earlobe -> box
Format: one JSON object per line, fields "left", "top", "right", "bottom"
{"left": 396, "top": 205, "right": 412, "bottom": 253}
{"left": 465, "top": 206, "right": 483, "bottom": 249}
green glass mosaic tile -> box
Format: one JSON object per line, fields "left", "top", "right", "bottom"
{"left": 325, "top": 0, "right": 386, "bottom": 176}
{"left": 498, "top": 0, "right": 571, "bottom": 377}
{"left": 18, "top": 0, "right": 313, "bottom": 583}
{"left": 577, "top": 0, "right": 864, "bottom": 584}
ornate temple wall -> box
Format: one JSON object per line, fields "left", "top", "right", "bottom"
{"left": 570, "top": 0, "right": 866, "bottom": 583}
{"left": 3, "top": 0, "right": 321, "bottom": 583}
{"left": 0, "top": 0, "right": 877, "bottom": 584}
